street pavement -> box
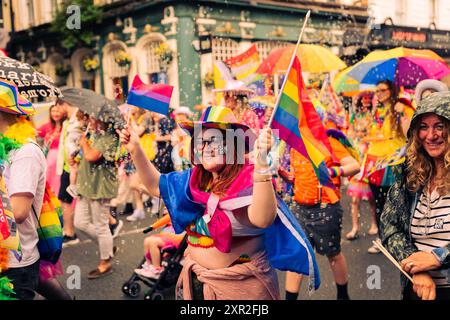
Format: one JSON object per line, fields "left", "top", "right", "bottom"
{"left": 56, "top": 189, "right": 402, "bottom": 300}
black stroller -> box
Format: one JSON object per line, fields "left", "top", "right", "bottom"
{"left": 122, "top": 220, "right": 188, "bottom": 300}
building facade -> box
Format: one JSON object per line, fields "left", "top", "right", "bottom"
{"left": 343, "top": 0, "right": 450, "bottom": 68}
{"left": 3, "top": 0, "right": 369, "bottom": 107}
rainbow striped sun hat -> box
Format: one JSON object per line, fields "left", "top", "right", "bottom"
{"left": 0, "top": 79, "right": 35, "bottom": 116}
{"left": 178, "top": 105, "right": 254, "bottom": 137}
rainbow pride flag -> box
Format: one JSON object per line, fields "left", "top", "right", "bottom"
{"left": 225, "top": 44, "right": 261, "bottom": 85}
{"left": 127, "top": 75, "right": 173, "bottom": 116}
{"left": 271, "top": 56, "right": 337, "bottom": 196}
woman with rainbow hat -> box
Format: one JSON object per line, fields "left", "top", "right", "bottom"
{"left": 118, "top": 105, "right": 319, "bottom": 300}
{"left": 0, "top": 79, "right": 47, "bottom": 300}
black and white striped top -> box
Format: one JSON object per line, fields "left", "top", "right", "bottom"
{"left": 411, "top": 190, "right": 450, "bottom": 288}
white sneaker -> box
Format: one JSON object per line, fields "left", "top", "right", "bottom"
{"left": 151, "top": 198, "right": 160, "bottom": 215}
{"left": 126, "top": 209, "right": 146, "bottom": 222}
{"left": 134, "top": 265, "right": 163, "bottom": 279}
{"left": 368, "top": 244, "right": 381, "bottom": 254}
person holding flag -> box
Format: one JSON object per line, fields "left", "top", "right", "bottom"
{"left": 118, "top": 103, "right": 320, "bottom": 300}
{"left": 266, "top": 12, "right": 359, "bottom": 300}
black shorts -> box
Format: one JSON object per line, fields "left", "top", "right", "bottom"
{"left": 0, "top": 260, "right": 40, "bottom": 300}
{"left": 291, "top": 202, "right": 343, "bottom": 258}
{"left": 58, "top": 171, "right": 73, "bottom": 204}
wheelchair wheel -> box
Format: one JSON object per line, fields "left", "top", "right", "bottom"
{"left": 126, "top": 282, "right": 141, "bottom": 298}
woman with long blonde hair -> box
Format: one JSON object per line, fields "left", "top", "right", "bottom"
{"left": 380, "top": 91, "right": 450, "bottom": 300}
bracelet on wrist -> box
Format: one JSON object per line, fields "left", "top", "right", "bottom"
{"left": 328, "top": 166, "right": 344, "bottom": 178}
{"left": 253, "top": 176, "right": 272, "bottom": 183}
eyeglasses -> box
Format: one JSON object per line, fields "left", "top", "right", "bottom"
{"left": 375, "top": 88, "right": 389, "bottom": 94}
{"left": 194, "top": 136, "right": 223, "bottom": 152}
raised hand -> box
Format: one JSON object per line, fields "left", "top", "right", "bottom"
{"left": 116, "top": 127, "right": 141, "bottom": 154}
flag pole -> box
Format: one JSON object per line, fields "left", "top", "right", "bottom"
{"left": 268, "top": 10, "right": 311, "bottom": 127}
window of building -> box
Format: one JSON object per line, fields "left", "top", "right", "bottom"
{"left": 103, "top": 42, "right": 130, "bottom": 100}
{"left": 212, "top": 37, "right": 239, "bottom": 61}
{"left": 143, "top": 40, "right": 163, "bottom": 83}
{"left": 254, "top": 40, "right": 290, "bottom": 60}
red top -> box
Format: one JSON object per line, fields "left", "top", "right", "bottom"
{"left": 37, "top": 122, "right": 62, "bottom": 150}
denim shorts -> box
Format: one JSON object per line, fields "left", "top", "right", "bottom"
{"left": 291, "top": 202, "right": 343, "bottom": 258}
{"left": 1, "top": 260, "right": 40, "bottom": 300}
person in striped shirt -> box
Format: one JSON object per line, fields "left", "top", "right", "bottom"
{"left": 380, "top": 91, "right": 450, "bottom": 300}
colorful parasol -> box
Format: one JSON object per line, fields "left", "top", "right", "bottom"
{"left": 256, "top": 44, "right": 347, "bottom": 75}
{"left": 0, "top": 79, "right": 34, "bottom": 115}
{"left": 344, "top": 47, "right": 450, "bottom": 87}
{"left": 332, "top": 67, "right": 375, "bottom": 96}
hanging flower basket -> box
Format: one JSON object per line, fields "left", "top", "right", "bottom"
{"left": 55, "top": 63, "right": 72, "bottom": 77}
{"left": 156, "top": 43, "right": 173, "bottom": 69}
{"left": 114, "top": 50, "right": 132, "bottom": 67}
{"left": 82, "top": 57, "right": 99, "bottom": 73}
{"left": 202, "top": 71, "right": 215, "bottom": 89}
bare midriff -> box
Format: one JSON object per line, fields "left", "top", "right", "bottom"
{"left": 187, "top": 235, "right": 265, "bottom": 270}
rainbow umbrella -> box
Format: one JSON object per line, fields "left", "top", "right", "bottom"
{"left": 0, "top": 79, "right": 34, "bottom": 115}
{"left": 345, "top": 47, "right": 450, "bottom": 87}
{"left": 257, "top": 44, "right": 346, "bottom": 75}
{"left": 332, "top": 67, "right": 375, "bottom": 96}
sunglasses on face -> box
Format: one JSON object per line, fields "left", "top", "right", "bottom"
{"left": 194, "top": 136, "right": 224, "bottom": 152}
{"left": 375, "top": 88, "right": 389, "bottom": 94}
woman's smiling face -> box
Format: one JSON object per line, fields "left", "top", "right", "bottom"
{"left": 195, "top": 129, "right": 227, "bottom": 173}
{"left": 418, "top": 113, "right": 447, "bottom": 159}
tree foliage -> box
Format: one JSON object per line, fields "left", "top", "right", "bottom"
{"left": 50, "top": 0, "right": 103, "bottom": 51}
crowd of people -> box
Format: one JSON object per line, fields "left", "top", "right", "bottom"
{"left": 0, "top": 73, "right": 449, "bottom": 301}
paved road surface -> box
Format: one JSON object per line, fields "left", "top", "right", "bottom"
{"left": 56, "top": 191, "right": 402, "bottom": 300}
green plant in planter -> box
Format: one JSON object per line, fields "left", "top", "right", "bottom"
{"left": 202, "top": 71, "right": 215, "bottom": 89}
{"left": 114, "top": 50, "right": 132, "bottom": 67}
{"left": 82, "top": 57, "right": 99, "bottom": 73}
{"left": 50, "top": 0, "right": 102, "bottom": 52}
{"left": 156, "top": 43, "right": 173, "bottom": 69}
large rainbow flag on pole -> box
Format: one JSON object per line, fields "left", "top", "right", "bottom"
{"left": 127, "top": 75, "right": 173, "bottom": 116}
{"left": 269, "top": 11, "right": 338, "bottom": 199}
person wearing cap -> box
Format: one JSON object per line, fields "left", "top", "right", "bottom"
{"left": 380, "top": 91, "right": 450, "bottom": 300}
{"left": 118, "top": 105, "right": 320, "bottom": 300}
{"left": 414, "top": 79, "right": 448, "bottom": 105}
{"left": 214, "top": 80, "right": 263, "bottom": 135}
{"left": 0, "top": 80, "right": 46, "bottom": 299}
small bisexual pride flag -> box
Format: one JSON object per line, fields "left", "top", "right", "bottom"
{"left": 126, "top": 75, "right": 173, "bottom": 116}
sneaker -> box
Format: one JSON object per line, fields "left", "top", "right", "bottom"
{"left": 62, "top": 234, "right": 80, "bottom": 248}
{"left": 368, "top": 244, "right": 381, "bottom": 254}
{"left": 110, "top": 219, "right": 123, "bottom": 239}
{"left": 134, "top": 265, "right": 163, "bottom": 279}
{"left": 66, "top": 185, "right": 79, "bottom": 198}
{"left": 119, "top": 203, "right": 134, "bottom": 215}
{"left": 126, "top": 209, "right": 146, "bottom": 222}
{"left": 151, "top": 198, "right": 160, "bottom": 215}
{"left": 143, "top": 199, "right": 153, "bottom": 210}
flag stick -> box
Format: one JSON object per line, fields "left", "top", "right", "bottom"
{"left": 268, "top": 10, "right": 311, "bottom": 127}
{"left": 372, "top": 239, "right": 414, "bottom": 282}
{"left": 126, "top": 108, "right": 131, "bottom": 127}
